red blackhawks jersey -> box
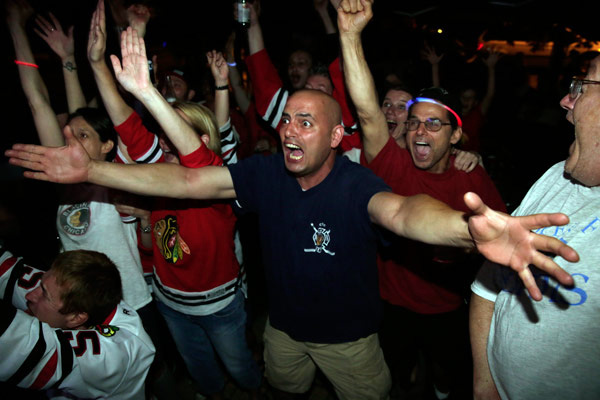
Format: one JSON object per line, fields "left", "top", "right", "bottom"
{"left": 114, "top": 111, "right": 243, "bottom": 316}
{"left": 0, "top": 247, "right": 155, "bottom": 399}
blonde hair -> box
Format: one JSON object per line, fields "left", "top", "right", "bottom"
{"left": 172, "top": 101, "right": 222, "bottom": 155}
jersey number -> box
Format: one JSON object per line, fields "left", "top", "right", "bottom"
{"left": 64, "top": 331, "right": 101, "bottom": 357}
{"left": 17, "top": 266, "right": 43, "bottom": 289}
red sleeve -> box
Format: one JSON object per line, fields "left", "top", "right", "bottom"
{"left": 329, "top": 58, "right": 362, "bottom": 153}
{"left": 179, "top": 145, "right": 222, "bottom": 168}
{"left": 329, "top": 57, "right": 356, "bottom": 129}
{"left": 246, "top": 49, "right": 286, "bottom": 130}
{"left": 114, "top": 111, "right": 164, "bottom": 163}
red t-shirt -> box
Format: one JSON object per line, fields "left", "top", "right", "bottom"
{"left": 362, "top": 138, "right": 506, "bottom": 313}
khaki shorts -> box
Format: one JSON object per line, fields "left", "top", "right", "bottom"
{"left": 263, "top": 320, "right": 391, "bottom": 400}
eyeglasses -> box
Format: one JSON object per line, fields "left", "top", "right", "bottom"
{"left": 404, "top": 118, "right": 452, "bottom": 132}
{"left": 569, "top": 77, "right": 600, "bottom": 100}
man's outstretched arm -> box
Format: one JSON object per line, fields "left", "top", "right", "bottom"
{"left": 6, "top": 127, "right": 236, "bottom": 200}
{"left": 368, "top": 191, "right": 578, "bottom": 300}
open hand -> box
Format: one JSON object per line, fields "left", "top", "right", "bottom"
{"left": 34, "top": 12, "right": 74, "bottom": 60}
{"left": 421, "top": 43, "right": 444, "bottom": 65}
{"left": 110, "top": 27, "right": 152, "bottom": 96}
{"left": 87, "top": 0, "right": 107, "bottom": 65}
{"left": 6, "top": 126, "right": 92, "bottom": 184}
{"left": 464, "top": 192, "right": 579, "bottom": 300}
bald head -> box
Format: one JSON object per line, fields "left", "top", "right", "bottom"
{"left": 290, "top": 89, "right": 342, "bottom": 130}
{"left": 279, "top": 89, "right": 345, "bottom": 189}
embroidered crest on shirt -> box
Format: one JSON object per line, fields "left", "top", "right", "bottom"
{"left": 59, "top": 202, "right": 91, "bottom": 235}
{"left": 304, "top": 223, "right": 335, "bottom": 256}
{"left": 154, "top": 214, "right": 190, "bottom": 263}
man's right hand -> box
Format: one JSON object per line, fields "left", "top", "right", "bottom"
{"left": 6, "top": 125, "right": 92, "bottom": 184}
{"left": 337, "top": 0, "right": 373, "bottom": 35}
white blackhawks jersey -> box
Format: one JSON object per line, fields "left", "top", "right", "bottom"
{"left": 0, "top": 247, "right": 155, "bottom": 399}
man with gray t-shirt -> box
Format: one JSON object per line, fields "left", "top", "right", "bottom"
{"left": 470, "top": 55, "right": 600, "bottom": 399}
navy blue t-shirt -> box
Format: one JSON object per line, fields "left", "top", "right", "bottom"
{"left": 228, "top": 154, "right": 391, "bottom": 343}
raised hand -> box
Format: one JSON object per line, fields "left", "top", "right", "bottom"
{"left": 421, "top": 43, "right": 444, "bottom": 66}
{"left": 6, "top": 126, "right": 92, "bottom": 184}
{"left": 34, "top": 12, "right": 73, "bottom": 60}
{"left": 482, "top": 48, "right": 501, "bottom": 69}
{"left": 337, "top": 0, "right": 373, "bottom": 35}
{"left": 87, "top": 0, "right": 107, "bottom": 65}
{"left": 126, "top": 3, "right": 151, "bottom": 37}
{"left": 110, "top": 27, "right": 152, "bottom": 96}
{"left": 6, "top": 0, "right": 34, "bottom": 28}
{"left": 207, "top": 50, "right": 229, "bottom": 87}
{"left": 464, "top": 192, "right": 579, "bottom": 301}
{"left": 249, "top": 0, "right": 261, "bottom": 25}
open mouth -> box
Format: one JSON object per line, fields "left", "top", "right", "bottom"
{"left": 289, "top": 74, "right": 302, "bottom": 86}
{"left": 285, "top": 143, "right": 304, "bottom": 161}
{"left": 387, "top": 120, "right": 397, "bottom": 133}
{"left": 413, "top": 141, "right": 431, "bottom": 159}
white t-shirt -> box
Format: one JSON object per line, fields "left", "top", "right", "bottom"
{"left": 472, "top": 161, "right": 600, "bottom": 399}
{"left": 57, "top": 183, "right": 152, "bottom": 310}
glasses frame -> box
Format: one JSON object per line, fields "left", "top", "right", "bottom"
{"left": 569, "top": 77, "right": 600, "bottom": 100}
{"left": 404, "top": 118, "right": 452, "bottom": 132}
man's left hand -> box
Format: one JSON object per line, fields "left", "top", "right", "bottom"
{"left": 465, "top": 192, "right": 579, "bottom": 300}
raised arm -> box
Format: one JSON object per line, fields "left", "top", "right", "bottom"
{"left": 34, "top": 12, "right": 87, "bottom": 113}
{"left": 87, "top": 0, "right": 133, "bottom": 126}
{"left": 367, "top": 190, "right": 578, "bottom": 300}
{"left": 337, "top": 0, "right": 387, "bottom": 162}
{"left": 7, "top": 0, "right": 63, "bottom": 147}
{"left": 6, "top": 128, "right": 236, "bottom": 200}
{"left": 480, "top": 50, "right": 500, "bottom": 115}
{"left": 224, "top": 31, "right": 251, "bottom": 114}
{"left": 421, "top": 43, "right": 444, "bottom": 88}
{"left": 207, "top": 50, "right": 230, "bottom": 128}
{"left": 245, "top": 1, "right": 264, "bottom": 55}
{"left": 314, "top": 0, "right": 336, "bottom": 35}
{"left": 110, "top": 27, "right": 202, "bottom": 156}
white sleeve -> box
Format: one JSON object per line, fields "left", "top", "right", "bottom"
{"left": 471, "top": 260, "right": 502, "bottom": 302}
{"left": 0, "top": 304, "right": 72, "bottom": 391}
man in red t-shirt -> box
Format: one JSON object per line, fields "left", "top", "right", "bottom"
{"left": 339, "top": 3, "right": 506, "bottom": 399}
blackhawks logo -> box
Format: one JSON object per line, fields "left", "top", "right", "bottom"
{"left": 154, "top": 215, "right": 190, "bottom": 263}
{"left": 95, "top": 324, "right": 119, "bottom": 337}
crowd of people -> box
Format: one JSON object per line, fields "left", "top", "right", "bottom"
{"left": 1, "top": 0, "right": 598, "bottom": 399}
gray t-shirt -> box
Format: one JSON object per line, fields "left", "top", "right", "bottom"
{"left": 472, "top": 161, "right": 600, "bottom": 399}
